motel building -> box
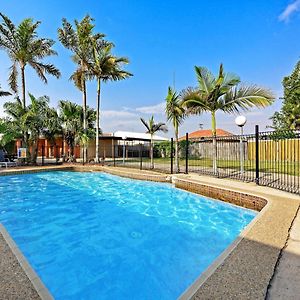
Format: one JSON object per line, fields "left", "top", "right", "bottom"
{"left": 15, "top": 131, "right": 168, "bottom": 162}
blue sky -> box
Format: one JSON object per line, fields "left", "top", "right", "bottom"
{"left": 0, "top": 0, "right": 300, "bottom": 137}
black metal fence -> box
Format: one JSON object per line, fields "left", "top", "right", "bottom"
{"left": 109, "top": 126, "right": 300, "bottom": 195}
{"left": 37, "top": 145, "right": 62, "bottom": 166}
{"left": 101, "top": 140, "right": 173, "bottom": 173}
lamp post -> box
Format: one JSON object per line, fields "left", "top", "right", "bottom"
{"left": 122, "top": 136, "right": 127, "bottom": 164}
{"left": 235, "top": 116, "right": 247, "bottom": 174}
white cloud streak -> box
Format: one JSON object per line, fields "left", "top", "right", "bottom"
{"left": 279, "top": 0, "right": 300, "bottom": 21}
{"left": 101, "top": 110, "right": 137, "bottom": 118}
{"left": 135, "top": 102, "right": 165, "bottom": 114}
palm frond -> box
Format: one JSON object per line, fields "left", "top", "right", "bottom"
{"left": 8, "top": 61, "right": 18, "bottom": 93}
{"left": 165, "top": 86, "right": 186, "bottom": 129}
{"left": 195, "top": 66, "right": 215, "bottom": 94}
{"left": 29, "top": 61, "right": 61, "bottom": 83}
{"left": 153, "top": 123, "right": 168, "bottom": 133}
{"left": 140, "top": 117, "right": 150, "bottom": 133}
{"left": 0, "top": 84, "right": 11, "bottom": 97}
{"left": 222, "top": 85, "right": 275, "bottom": 113}
{"left": 181, "top": 87, "right": 211, "bottom": 114}
{"left": 69, "top": 68, "right": 84, "bottom": 90}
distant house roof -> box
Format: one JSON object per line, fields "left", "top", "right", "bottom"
{"left": 179, "top": 129, "right": 232, "bottom": 140}
{"left": 113, "top": 131, "right": 169, "bottom": 141}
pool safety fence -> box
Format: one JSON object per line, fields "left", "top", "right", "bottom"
{"left": 104, "top": 126, "right": 299, "bottom": 195}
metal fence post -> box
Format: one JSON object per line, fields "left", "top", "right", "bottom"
{"left": 113, "top": 144, "right": 116, "bottom": 167}
{"left": 41, "top": 145, "right": 45, "bottom": 166}
{"left": 185, "top": 133, "right": 189, "bottom": 174}
{"left": 140, "top": 143, "right": 143, "bottom": 170}
{"left": 82, "top": 147, "right": 85, "bottom": 166}
{"left": 170, "top": 138, "right": 174, "bottom": 174}
{"left": 255, "top": 125, "right": 259, "bottom": 185}
{"left": 56, "top": 146, "right": 59, "bottom": 165}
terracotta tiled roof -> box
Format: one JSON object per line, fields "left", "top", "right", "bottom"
{"left": 179, "top": 129, "right": 233, "bottom": 140}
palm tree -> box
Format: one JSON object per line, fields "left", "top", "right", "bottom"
{"left": 0, "top": 14, "right": 60, "bottom": 108}
{"left": 0, "top": 118, "right": 20, "bottom": 149}
{"left": 182, "top": 64, "right": 274, "bottom": 174}
{"left": 3, "top": 96, "right": 28, "bottom": 147}
{"left": 4, "top": 94, "right": 50, "bottom": 163}
{"left": 58, "top": 15, "right": 101, "bottom": 163}
{"left": 23, "top": 93, "right": 50, "bottom": 163}
{"left": 59, "top": 100, "right": 96, "bottom": 162}
{"left": 91, "top": 40, "right": 132, "bottom": 162}
{"left": 140, "top": 116, "right": 168, "bottom": 169}
{"left": 59, "top": 100, "right": 82, "bottom": 161}
{"left": 165, "top": 86, "right": 185, "bottom": 173}
{"left": 43, "top": 107, "right": 62, "bottom": 156}
{"left": 76, "top": 105, "right": 97, "bottom": 162}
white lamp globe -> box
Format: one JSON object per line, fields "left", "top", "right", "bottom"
{"left": 235, "top": 115, "right": 247, "bottom": 127}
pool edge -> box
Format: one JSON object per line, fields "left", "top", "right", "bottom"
{"left": 0, "top": 224, "right": 53, "bottom": 300}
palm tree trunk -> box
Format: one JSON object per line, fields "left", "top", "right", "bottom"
{"left": 21, "top": 65, "right": 26, "bottom": 108}
{"left": 150, "top": 134, "right": 154, "bottom": 169}
{"left": 211, "top": 111, "right": 218, "bottom": 175}
{"left": 30, "top": 140, "right": 38, "bottom": 165}
{"left": 175, "top": 126, "right": 179, "bottom": 173}
{"left": 20, "top": 65, "right": 29, "bottom": 162}
{"left": 95, "top": 78, "right": 101, "bottom": 163}
{"left": 82, "top": 78, "right": 87, "bottom": 163}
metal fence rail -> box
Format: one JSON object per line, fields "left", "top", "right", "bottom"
{"left": 256, "top": 130, "right": 300, "bottom": 194}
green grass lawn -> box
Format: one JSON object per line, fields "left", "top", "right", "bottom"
{"left": 122, "top": 157, "right": 300, "bottom": 176}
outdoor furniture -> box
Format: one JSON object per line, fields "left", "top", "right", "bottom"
{"left": 0, "top": 150, "right": 17, "bottom": 168}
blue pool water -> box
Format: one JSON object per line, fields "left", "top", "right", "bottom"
{"left": 0, "top": 171, "right": 256, "bottom": 299}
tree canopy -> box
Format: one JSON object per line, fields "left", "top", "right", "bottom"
{"left": 271, "top": 60, "right": 300, "bottom": 130}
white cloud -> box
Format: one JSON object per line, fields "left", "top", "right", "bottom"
{"left": 279, "top": 0, "right": 300, "bottom": 21}
{"left": 136, "top": 102, "right": 165, "bottom": 114}
{"left": 101, "top": 110, "right": 137, "bottom": 118}
{"left": 100, "top": 109, "right": 141, "bottom": 133}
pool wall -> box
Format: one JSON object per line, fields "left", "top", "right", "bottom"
{"left": 173, "top": 177, "right": 267, "bottom": 211}
{"left": 0, "top": 165, "right": 299, "bottom": 299}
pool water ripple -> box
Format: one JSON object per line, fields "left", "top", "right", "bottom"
{"left": 0, "top": 171, "right": 256, "bottom": 299}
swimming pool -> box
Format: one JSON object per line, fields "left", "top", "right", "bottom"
{"left": 0, "top": 171, "right": 256, "bottom": 299}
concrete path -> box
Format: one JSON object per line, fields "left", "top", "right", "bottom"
{"left": 267, "top": 204, "right": 300, "bottom": 299}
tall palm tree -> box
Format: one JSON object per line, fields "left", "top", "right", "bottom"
{"left": 0, "top": 13, "right": 60, "bottom": 108}
{"left": 91, "top": 41, "right": 132, "bottom": 162}
{"left": 58, "top": 15, "right": 101, "bottom": 163}
{"left": 165, "top": 86, "right": 185, "bottom": 173}
{"left": 140, "top": 116, "right": 168, "bottom": 169}
{"left": 182, "top": 63, "right": 274, "bottom": 174}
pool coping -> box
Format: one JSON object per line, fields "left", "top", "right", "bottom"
{"left": 0, "top": 165, "right": 299, "bottom": 299}
{"left": 0, "top": 224, "right": 53, "bottom": 300}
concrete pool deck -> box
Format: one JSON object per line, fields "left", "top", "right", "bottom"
{"left": 0, "top": 165, "right": 299, "bottom": 299}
